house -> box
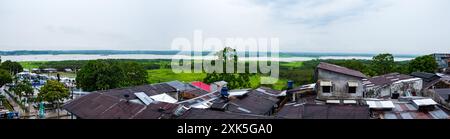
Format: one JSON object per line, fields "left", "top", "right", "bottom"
{"left": 367, "top": 98, "right": 450, "bottom": 119}
{"left": 63, "top": 92, "right": 183, "bottom": 119}
{"left": 276, "top": 103, "right": 370, "bottom": 119}
{"left": 363, "top": 73, "right": 423, "bottom": 98}
{"left": 432, "top": 53, "right": 450, "bottom": 72}
{"left": 226, "top": 87, "right": 282, "bottom": 116}
{"left": 314, "top": 62, "right": 367, "bottom": 100}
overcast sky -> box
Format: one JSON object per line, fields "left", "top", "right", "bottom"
{"left": 0, "top": 0, "right": 449, "bottom": 54}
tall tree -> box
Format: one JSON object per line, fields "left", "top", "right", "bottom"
{"left": 0, "top": 69, "right": 12, "bottom": 87}
{"left": 372, "top": 53, "right": 395, "bottom": 75}
{"left": 0, "top": 60, "right": 23, "bottom": 75}
{"left": 408, "top": 55, "right": 438, "bottom": 73}
{"left": 203, "top": 47, "right": 251, "bottom": 89}
{"left": 38, "top": 80, "right": 69, "bottom": 118}
{"left": 9, "top": 80, "right": 34, "bottom": 114}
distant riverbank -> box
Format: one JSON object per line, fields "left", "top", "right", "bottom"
{"left": 1, "top": 54, "right": 415, "bottom": 62}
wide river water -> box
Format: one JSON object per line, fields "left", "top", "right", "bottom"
{"left": 1, "top": 54, "right": 414, "bottom": 62}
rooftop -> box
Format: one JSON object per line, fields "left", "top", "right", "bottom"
{"left": 177, "top": 108, "right": 275, "bottom": 119}
{"left": 277, "top": 103, "right": 370, "bottom": 119}
{"left": 63, "top": 92, "right": 180, "bottom": 119}
{"left": 94, "top": 83, "right": 177, "bottom": 100}
{"left": 317, "top": 62, "right": 367, "bottom": 78}
{"left": 227, "top": 87, "right": 281, "bottom": 115}
{"left": 190, "top": 81, "right": 211, "bottom": 92}
{"left": 363, "top": 73, "right": 416, "bottom": 87}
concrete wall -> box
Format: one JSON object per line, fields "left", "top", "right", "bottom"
{"left": 365, "top": 78, "right": 423, "bottom": 98}
{"left": 316, "top": 69, "right": 364, "bottom": 100}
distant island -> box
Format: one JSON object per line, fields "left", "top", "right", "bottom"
{"left": 0, "top": 50, "right": 418, "bottom": 59}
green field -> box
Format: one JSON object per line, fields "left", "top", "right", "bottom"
{"left": 147, "top": 69, "right": 207, "bottom": 84}
{"left": 19, "top": 61, "right": 47, "bottom": 70}
{"left": 19, "top": 60, "right": 304, "bottom": 91}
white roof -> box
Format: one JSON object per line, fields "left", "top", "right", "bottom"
{"left": 134, "top": 92, "right": 154, "bottom": 105}
{"left": 412, "top": 98, "right": 437, "bottom": 106}
{"left": 150, "top": 93, "right": 178, "bottom": 104}
{"left": 228, "top": 89, "right": 249, "bottom": 97}
{"left": 190, "top": 102, "right": 211, "bottom": 109}
{"left": 366, "top": 100, "right": 395, "bottom": 109}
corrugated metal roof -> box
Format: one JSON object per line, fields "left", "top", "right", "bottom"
{"left": 317, "top": 62, "right": 367, "bottom": 78}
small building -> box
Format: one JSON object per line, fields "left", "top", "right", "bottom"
{"left": 363, "top": 73, "right": 423, "bottom": 98}
{"left": 315, "top": 62, "right": 367, "bottom": 100}
{"left": 226, "top": 87, "right": 282, "bottom": 116}
{"left": 432, "top": 53, "right": 450, "bottom": 72}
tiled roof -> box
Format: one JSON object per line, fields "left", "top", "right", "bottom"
{"left": 317, "top": 62, "right": 366, "bottom": 78}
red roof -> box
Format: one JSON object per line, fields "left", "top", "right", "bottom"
{"left": 191, "top": 81, "right": 211, "bottom": 92}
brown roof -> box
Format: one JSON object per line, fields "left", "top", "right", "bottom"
{"left": 277, "top": 104, "right": 370, "bottom": 119}
{"left": 177, "top": 108, "right": 276, "bottom": 119}
{"left": 227, "top": 88, "right": 280, "bottom": 115}
{"left": 434, "top": 88, "right": 450, "bottom": 100}
{"left": 306, "top": 104, "right": 370, "bottom": 119}
{"left": 63, "top": 92, "right": 180, "bottom": 119}
{"left": 317, "top": 62, "right": 366, "bottom": 78}
{"left": 94, "top": 83, "right": 176, "bottom": 100}
{"left": 364, "top": 73, "right": 415, "bottom": 87}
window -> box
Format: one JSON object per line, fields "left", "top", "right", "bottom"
{"left": 320, "top": 81, "right": 332, "bottom": 93}
{"left": 348, "top": 87, "right": 356, "bottom": 93}
{"left": 322, "top": 86, "right": 331, "bottom": 93}
{"left": 347, "top": 81, "right": 358, "bottom": 94}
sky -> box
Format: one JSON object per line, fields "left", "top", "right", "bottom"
{"left": 0, "top": 0, "right": 449, "bottom": 54}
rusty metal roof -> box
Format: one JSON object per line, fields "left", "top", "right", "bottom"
{"left": 317, "top": 62, "right": 366, "bottom": 78}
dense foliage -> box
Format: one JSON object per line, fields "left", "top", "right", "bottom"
{"left": 408, "top": 55, "right": 438, "bottom": 73}
{"left": 76, "top": 60, "right": 148, "bottom": 91}
{"left": 0, "top": 69, "right": 12, "bottom": 87}
{"left": 0, "top": 60, "right": 23, "bottom": 75}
